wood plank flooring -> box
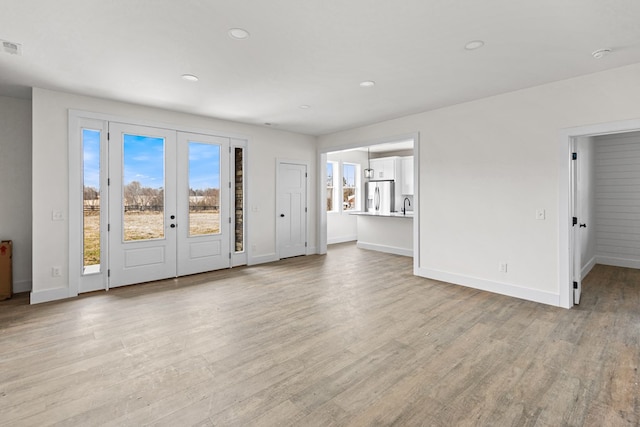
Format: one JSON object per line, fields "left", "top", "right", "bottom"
{"left": 1, "top": 243, "right": 639, "bottom": 426}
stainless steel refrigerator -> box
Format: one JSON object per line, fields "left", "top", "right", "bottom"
{"left": 366, "top": 180, "right": 395, "bottom": 214}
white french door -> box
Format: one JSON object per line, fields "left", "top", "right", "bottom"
{"left": 177, "top": 132, "right": 230, "bottom": 276}
{"left": 108, "top": 123, "right": 230, "bottom": 288}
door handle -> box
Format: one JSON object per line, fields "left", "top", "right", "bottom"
{"left": 579, "top": 223, "right": 587, "bottom": 228}
{"left": 280, "top": 214, "right": 285, "bottom": 217}
{"left": 170, "top": 224, "right": 176, "bottom": 228}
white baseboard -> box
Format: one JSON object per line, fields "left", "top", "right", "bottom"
{"left": 596, "top": 256, "right": 640, "bottom": 270}
{"left": 416, "top": 267, "right": 560, "bottom": 307}
{"left": 306, "top": 246, "right": 318, "bottom": 256}
{"left": 581, "top": 256, "right": 597, "bottom": 278}
{"left": 357, "top": 242, "right": 413, "bottom": 257}
{"left": 248, "top": 253, "right": 278, "bottom": 266}
{"left": 327, "top": 235, "right": 357, "bottom": 245}
{"left": 30, "top": 287, "right": 71, "bottom": 304}
{"left": 13, "top": 279, "right": 32, "bottom": 293}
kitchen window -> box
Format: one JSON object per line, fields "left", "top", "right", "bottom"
{"left": 326, "top": 161, "right": 338, "bottom": 212}
{"left": 342, "top": 163, "right": 359, "bottom": 211}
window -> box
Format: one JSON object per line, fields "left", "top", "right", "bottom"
{"left": 82, "top": 128, "right": 101, "bottom": 271}
{"left": 326, "top": 162, "right": 337, "bottom": 212}
{"left": 343, "top": 163, "right": 359, "bottom": 211}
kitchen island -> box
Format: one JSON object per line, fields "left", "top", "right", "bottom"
{"left": 350, "top": 212, "right": 413, "bottom": 257}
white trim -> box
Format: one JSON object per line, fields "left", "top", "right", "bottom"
{"left": 558, "top": 118, "right": 640, "bottom": 309}
{"left": 596, "top": 256, "right": 640, "bottom": 270}
{"left": 357, "top": 242, "right": 413, "bottom": 257}
{"left": 416, "top": 267, "right": 560, "bottom": 307}
{"left": 248, "top": 253, "right": 278, "bottom": 266}
{"left": 327, "top": 235, "right": 357, "bottom": 245}
{"left": 306, "top": 245, "right": 318, "bottom": 255}
{"left": 581, "top": 256, "right": 596, "bottom": 279}
{"left": 318, "top": 153, "right": 328, "bottom": 254}
{"left": 30, "top": 287, "right": 71, "bottom": 304}
{"left": 13, "top": 280, "right": 32, "bottom": 293}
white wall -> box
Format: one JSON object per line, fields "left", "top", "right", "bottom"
{"left": 0, "top": 96, "right": 32, "bottom": 293}
{"left": 318, "top": 63, "right": 640, "bottom": 307}
{"left": 594, "top": 131, "right": 640, "bottom": 269}
{"left": 326, "top": 149, "right": 368, "bottom": 244}
{"left": 32, "top": 88, "right": 316, "bottom": 301}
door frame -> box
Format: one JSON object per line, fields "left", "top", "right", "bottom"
{"left": 275, "top": 158, "right": 310, "bottom": 259}
{"left": 68, "top": 110, "right": 249, "bottom": 298}
{"left": 317, "top": 132, "right": 420, "bottom": 274}
{"left": 558, "top": 118, "right": 640, "bottom": 308}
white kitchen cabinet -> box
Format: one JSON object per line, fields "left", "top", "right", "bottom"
{"left": 369, "top": 157, "right": 397, "bottom": 180}
{"left": 400, "top": 156, "right": 414, "bottom": 195}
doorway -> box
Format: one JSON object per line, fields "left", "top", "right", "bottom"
{"left": 69, "top": 112, "right": 247, "bottom": 295}
{"left": 559, "top": 118, "right": 640, "bottom": 308}
{"left": 108, "top": 124, "right": 231, "bottom": 287}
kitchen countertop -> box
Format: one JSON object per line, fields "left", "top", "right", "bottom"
{"left": 349, "top": 211, "right": 414, "bottom": 218}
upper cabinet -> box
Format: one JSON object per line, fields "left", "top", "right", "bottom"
{"left": 369, "top": 157, "right": 397, "bottom": 180}
{"left": 400, "top": 156, "right": 414, "bottom": 195}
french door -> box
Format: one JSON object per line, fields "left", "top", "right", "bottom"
{"left": 108, "top": 123, "right": 229, "bottom": 287}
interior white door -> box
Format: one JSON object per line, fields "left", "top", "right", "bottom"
{"left": 177, "top": 132, "right": 230, "bottom": 275}
{"left": 108, "top": 123, "right": 177, "bottom": 287}
{"left": 571, "top": 141, "right": 582, "bottom": 304}
{"left": 277, "top": 162, "right": 307, "bottom": 259}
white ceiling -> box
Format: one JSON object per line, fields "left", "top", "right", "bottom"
{"left": 1, "top": 1, "right": 640, "bottom": 136}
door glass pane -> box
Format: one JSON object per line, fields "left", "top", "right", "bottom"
{"left": 234, "top": 147, "right": 244, "bottom": 252}
{"left": 83, "top": 129, "right": 101, "bottom": 270}
{"left": 189, "top": 142, "right": 221, "bottom": 236}
{"left": 123, "top": 134, "right": 165, "bottom": 241}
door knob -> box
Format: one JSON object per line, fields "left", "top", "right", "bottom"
{"left": 280, "top": 214, "right": 285, "bottom": 217}
{"left": 170, "top": 224, "right": 176, "bottom": 228}
{"left": 579, "top": 223, "right": 587, "bottom": 228}
{"left": 170, "top": 215, "right": 175, "bottom": 220}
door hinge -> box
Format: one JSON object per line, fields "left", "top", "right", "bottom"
{"left": 305, "top": 172, "right": 308, "bottom": 178}
{"left": 305, "top": 207, "right": 307, "bottom": 213}
{"left": 229, "top": 181, "right": 231, "bottom": 189}
{"left": 107, "top": 178, "right": 110, "bottom": 186}
{"left": 572, "top": 217, "right": 577, "bottom": 226}
{"left": 108, "top": 223, "right": 110, "bottom": 232}
{"left": 229, "top": 253, "right": 231, "bottom": 259}
{"left": 305, "top": 242, "right": 307, "bottom": 247}
{"left": 108, "top": 269, "right": 111, "bottom": 277}
{"left": 229, "top": 217, "right": 231, "bottom": 224}
{"left": 572, "top": 152, "right": 577, "bottom": 160}
{"left": 573, "top": 281, "right": 578, "bottom": 289}
{"left": 107, "top": 132, "right": 110, "bottom": 141}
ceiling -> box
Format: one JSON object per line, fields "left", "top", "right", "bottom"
{"left": 1, "top": 1, "right": 640, "bottom": 136}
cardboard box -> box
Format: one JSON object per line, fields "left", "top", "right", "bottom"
{"left": 0, "top": 240, "right": 12, "bottom": 301}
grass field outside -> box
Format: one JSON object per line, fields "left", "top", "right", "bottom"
{"left": 83, "top": 210, "right": 221, "bottom": 266}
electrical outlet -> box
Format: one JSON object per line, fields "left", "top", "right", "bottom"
{"left": 51, "top": 266, "right": 61, "bottom": 277}
{"left": 499, "top": 263, "right": 508, "bottom": 273}
{"left": 536, "top": 209, "right": 545, "bottom": 220}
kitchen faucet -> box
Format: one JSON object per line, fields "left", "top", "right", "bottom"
{"left": 402, "top": 197, "right": 411, "bottom": 215}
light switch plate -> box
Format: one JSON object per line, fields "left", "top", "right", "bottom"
{"left": 535, "top": 209, "right": 545, "bottom": 220}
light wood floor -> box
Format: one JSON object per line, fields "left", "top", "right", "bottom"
{"left": 1, "top": 243, "right": 639, "bottom": 426}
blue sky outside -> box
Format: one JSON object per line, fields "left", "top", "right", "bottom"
{"left": 124, "top": 134, "right": 165, "bottom": 189}
{"left": 343, "top": 163, "right": 356, "bottom": 186}
{"left": 189, "top": 142, "right": 220, "bottom": 191}
{"left": 83, "top": 129, "right": 100, "bottom": 189}
{"left": 83, "top": 132, "right": 221, "bottom": 191}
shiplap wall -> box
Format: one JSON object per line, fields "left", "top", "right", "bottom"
{"left": 595, "top": 132, "right": 640, "bottom": 269}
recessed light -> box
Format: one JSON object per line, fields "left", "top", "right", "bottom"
{"left": 181, "top": 74, "right": 199, "bottom": 82}
{"left": 464, "top": 40, "right": 485, "bottom": 51}
{"left": 592, "top": 48, "right": 612, "bottom": 59}
{"left": 228, "top": 28, "right": 250, "bottom": 40}
{"left": 299, "top": 105, "right": 311, "bottom": 109}
{"left": 360, "top": 81, "right": 376, "bottom": 88}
